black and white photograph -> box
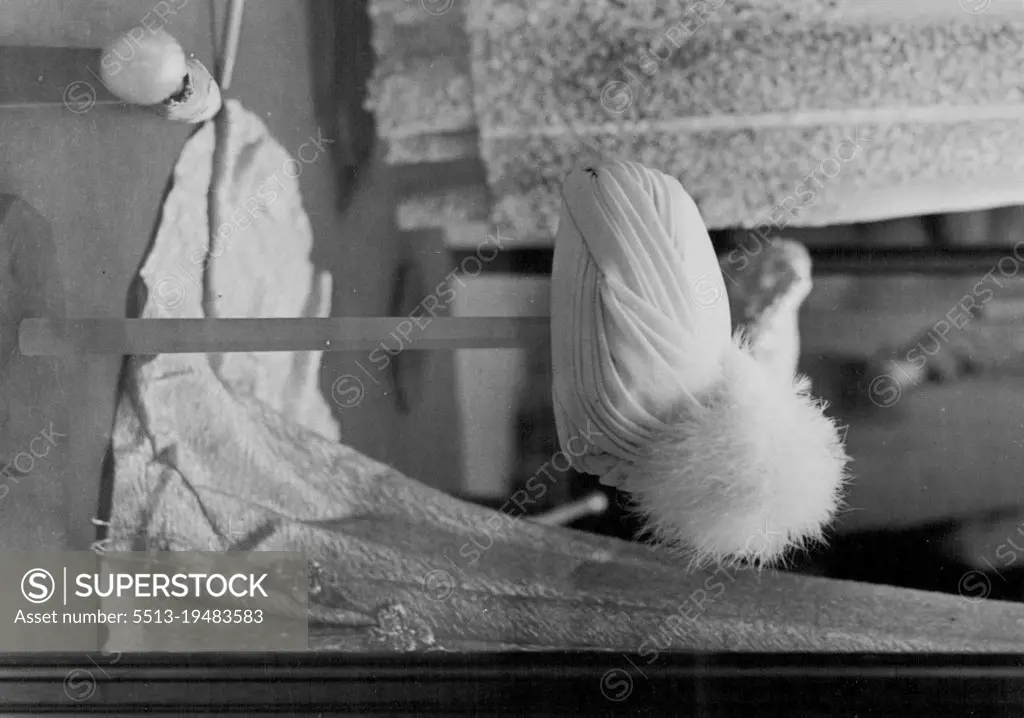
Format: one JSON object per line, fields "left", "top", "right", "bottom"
{"left": 2, "top": 0, "right": 1024, "bottom": 714}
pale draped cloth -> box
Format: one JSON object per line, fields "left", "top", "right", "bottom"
{"left": 551, "top": 161, "right": 732, "bottom": 484}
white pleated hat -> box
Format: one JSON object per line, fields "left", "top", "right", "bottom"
{"left": 550, "top": 160, "right": 848, "bottom": 567}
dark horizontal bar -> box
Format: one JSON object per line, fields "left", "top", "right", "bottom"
{"left": 391, "top": 154, "right": 487, "bottom": 196}
{"left": 455, "top": 247, "right": 1024, "bottom": 276}
{"left": 0, "top": 652, "right": 1018, "bottom": 713}
{"left": 778, "top": 247, "right": 1024, "bottom": 275}
{"left": 0, "top": 46, "right": 121, "bottom": 108}
{"left": 454, "top": 247, "right": 554, "bottom": 274}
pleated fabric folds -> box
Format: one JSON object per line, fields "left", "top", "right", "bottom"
{"left": 551, "top": 160, "right": 848, "bottom": 566}
{"left": 552, "top": 161, "right": 731, "bottom": 479}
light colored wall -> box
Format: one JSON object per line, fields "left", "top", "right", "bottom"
{"left": 453, "top": 276, "right": 549, "bottom": 498}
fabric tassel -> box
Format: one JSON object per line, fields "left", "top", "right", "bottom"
{"left": 550, "top": 160, "right": 849, "bottom": 567}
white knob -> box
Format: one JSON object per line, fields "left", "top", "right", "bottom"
{"left": 100, "top": 27, "right": 187, "bottom": 105}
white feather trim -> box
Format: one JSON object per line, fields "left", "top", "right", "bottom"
{"left": 622, "top": 335, "right": 849, "bottom": 569}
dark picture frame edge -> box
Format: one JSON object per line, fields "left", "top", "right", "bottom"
{"left": 0, "top": 652, "right": 1021, "bottom": 715}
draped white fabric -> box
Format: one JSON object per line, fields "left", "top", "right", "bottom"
{"left": 551, "top": 161, "right": 732, "bottom": 480}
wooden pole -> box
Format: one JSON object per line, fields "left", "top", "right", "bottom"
{"left": 18, "top": 317, "right": 551, "bottom": 356}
